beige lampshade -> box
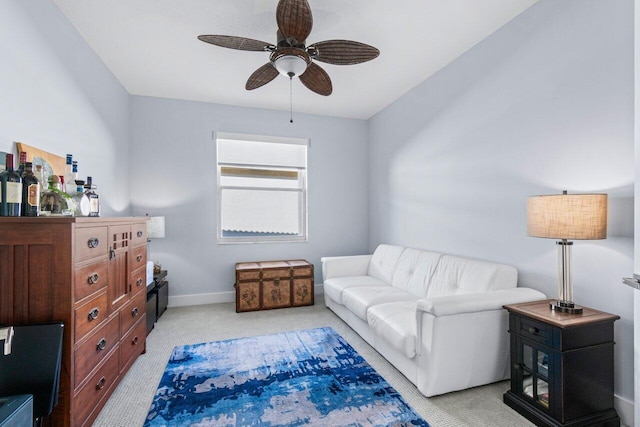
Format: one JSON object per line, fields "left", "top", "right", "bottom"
{"left": 527, "top": 193, "right": 607, "bottom": 240}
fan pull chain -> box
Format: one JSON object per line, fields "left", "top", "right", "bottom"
{"left": 289, "top": 73, "right": 294, "bottom": 123}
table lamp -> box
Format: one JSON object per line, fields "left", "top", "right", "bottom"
{"left": 527, "top": 191, "right": 607, "bottom": 314}
{"left": 147, "top": 216, "right": 166, "bottom": 240}
{"left": 146, "top": 215, "right": 165, "bottom": 274}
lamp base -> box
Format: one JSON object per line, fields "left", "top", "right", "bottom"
{"left": 550, "top": 300, "right": 583, "bottom": 314}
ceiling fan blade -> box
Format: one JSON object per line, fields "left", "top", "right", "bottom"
{"left": 299, "top": 62, "right": 332, "bottom": 96}
{"left": 246, "top": 63, "right": 280, "bottom": 90}
{"left": 308, "top": 40, "right": 380, "bottom": 65}
{"left": 276, "top": 0, "right": 313, "bottom": 45}
{"left": 198, "top": 35, "right": 274, "bottom": 51}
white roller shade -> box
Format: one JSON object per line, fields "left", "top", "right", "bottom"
{"left": 221, "top": 189, "right": 300, "bottom": 234}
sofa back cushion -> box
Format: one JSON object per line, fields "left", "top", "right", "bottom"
{"left": 428, "top": 255, "right": 517, "bottom": 296}
{"left": 391, "top": 249, "right": 442, "bottom": 297}
{"left": 368, "top": 245, "right": 404, "bottom": 284}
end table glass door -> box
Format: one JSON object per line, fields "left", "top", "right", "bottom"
{"left": 521, "top": 343, "right": 550, "bottom": 410}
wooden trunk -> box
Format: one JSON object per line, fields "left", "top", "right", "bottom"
{"left": 235, "top": 260, "right": 314, "bottom": 312}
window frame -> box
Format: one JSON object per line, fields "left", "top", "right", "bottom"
{"left": 216, "top": 132, "right": 309, "bottom": 245}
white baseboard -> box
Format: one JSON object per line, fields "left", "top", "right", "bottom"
{"left": 169, "top": 291, "right": 235, "bottom": 307}
{"left": 615, "top": 394, "right": 634, "bottom": 426}
{"left": 168, "top": 284, "right": 325, "bottom": 308}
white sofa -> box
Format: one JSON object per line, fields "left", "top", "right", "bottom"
{"left": 322, "top": 244, "right": 546, "bottom": 397}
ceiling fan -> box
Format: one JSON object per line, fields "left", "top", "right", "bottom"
{"left": 198, "top": 0, "right": 380, "bottom": 97}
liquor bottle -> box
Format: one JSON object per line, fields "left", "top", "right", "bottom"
{"left": 0, "top": 153, "right": 22, "bottom": 216}
{"left": 16, "top": 151, "right": 27, "bottom": 177}
{"left": 64, "top": 154, "right": 76, "bottom": 196}
{"left": 21, "top": 162, "right": 40, "bottom": 216}
{"left": 59, "top": 175, "right": 66, "bottom": 194}
{"left": 66, "top": 161, "right": 79, "bottom": 196}
{"left": 72, "top": 180, "right": 91, "bottom": 217}
{"left": 84, "top": 176, "right": 100, "bottom": 217}
{"left": 40, "top": 175, "right": 72, "bottom": 215}
{"left": 72, "top": 161, "right": 79, "bottom": 182}
{"left": 34, "top": 164, "right": 45, "bottom": 192}
{"left": 57, "top": 176, "right": 75, "bottom": 215}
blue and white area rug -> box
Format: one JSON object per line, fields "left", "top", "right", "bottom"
{"left": 145, "top": 327, "right": 428, "bottom": 426}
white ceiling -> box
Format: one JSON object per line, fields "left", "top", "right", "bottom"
{"left": 51, "top": 0, "right": 537, "bottom": 120}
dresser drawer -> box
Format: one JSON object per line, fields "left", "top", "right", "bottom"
{"left": 130, "top": 245, "right": 147, "bottom": 272}
{"left": 74, "top": 314, "right": 120, "bottom": 388}
{"left": 121, "top": 289, "right": 146, "bottom": 336}
{"left": 74, "top": 226, "right": 108, "bottom": 263}
{"left": 75, "top": 292, "right": 108, "bottom": 342}
{"left": 131, "top": 265, "right": 147, "bottom": 294}
{"left": 120, "top": 317, "right": 146, "bottom": 373}
{"left": 74, "top": 258, "right": 108, "bottom": 302}
{"left": 514, "top": 315, "right": 551, "bottom": 347}
{"left": 73, "top": 348, "right": 119, "bottom": 427}
{"left": 130, "top": 222, "right": 147, "bottom": 246}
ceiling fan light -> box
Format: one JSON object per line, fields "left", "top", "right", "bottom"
{"left": 274, "top": 54, "right": 308, "bottom": 77}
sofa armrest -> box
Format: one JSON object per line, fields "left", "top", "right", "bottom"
{"left": 417, "top": 288, "right": 547, "bottom": 317}
{"left": 413, "top": 287, "right": 546, "bottom": 396}
{"left": 321, "top": 255, "right": 372, "bottom": 281}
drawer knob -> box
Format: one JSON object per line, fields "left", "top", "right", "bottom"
{"left": 132, "top": 336, "right": 139, "bottom": 345}
{"left": 87, "top": 238, "right": 100, "bottom": 249}
{"left": 528, "top": 327, "right": 539, "bottom": 334}
{"left": 137, "top": 255, "right": 143, "bottom": 262}
{"left": 96, "top": 338, "right": 107, "bottom": 351}
{"left": 275, "top": 278, "right": 280, "bottom": 286}
{"left": 132, "top": 307, "right": 139, "bottom": 317}
{"left": 137, "top": 278, "right": 143, "bottom": 287}
{"left": 96, "top": 376, "right": 106, "bottom": 390}
{"left": 137, "top": 230, "right": 143, "bottom": 238}
{"left": 88, "top": 273, "right": 100, "bottom": 285}
{"left": 88, "top": 308, "right": 100, "bottom": 321}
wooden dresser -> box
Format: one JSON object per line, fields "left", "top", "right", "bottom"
{"left": 0, "top": 217, "right": 148, "bottom": 426}
{"left": 235, "top": 260, "right": 314, "bottom": 312}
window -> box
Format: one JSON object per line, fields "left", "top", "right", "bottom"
{"left": 216, "top": 132, "right": 308, "bottom": 244}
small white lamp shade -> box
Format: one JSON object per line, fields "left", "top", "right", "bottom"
{"left": 147, "top": 216, "right": 165, "bottom": 239}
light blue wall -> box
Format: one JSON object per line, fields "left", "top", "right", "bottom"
{"left": 129, "top": 96, "right": 369, "bottom": 297}
{"left": 369, "top": 0, "right": 634, "bottom": 409}
{"left": 0, "top": 1, "right": 131, "bottom": 215}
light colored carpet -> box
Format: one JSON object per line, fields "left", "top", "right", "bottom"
{"left": 93, "top": 296, "right": 535, "bottom": 427}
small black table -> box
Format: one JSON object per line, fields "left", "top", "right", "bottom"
{"left": 146, "top": 270, "right": 169, "bottom": 335}
{"left": 503, "top": 299, "right": 619, "bottom": 427}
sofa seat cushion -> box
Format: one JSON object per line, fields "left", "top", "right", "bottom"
{"left": 341, "top": 286, "right": 419, "bottom": 321}
{"left": 367, "top": 301, "right": 418, "bottom": 359}
{"left": 323, "top": 275, "right": 389, "bottom": 304}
